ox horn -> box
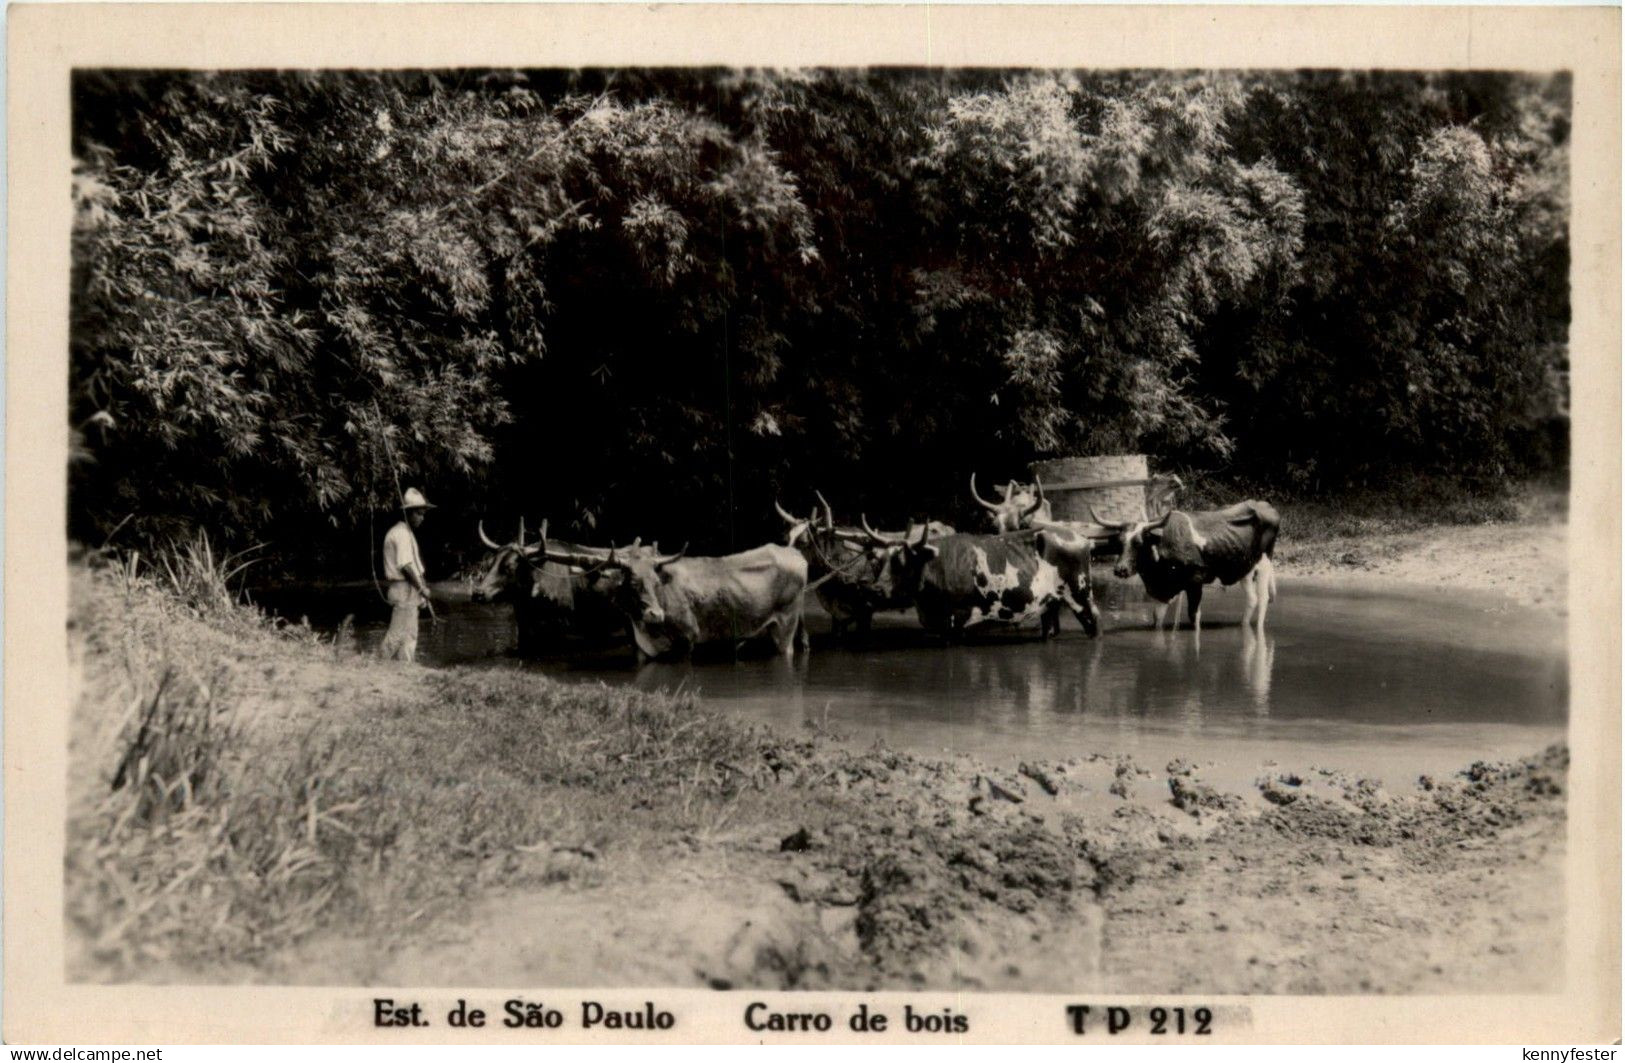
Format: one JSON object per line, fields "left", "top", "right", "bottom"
{"left": 859, "top": 513, "right": 894, "bottom": 546}
{"left": 802, "top": 518, "right": 842, "bottom": 572}
{"left": 814, "top": 490, "right": 836, "bottom": 533}
{"left": 478, "top": 520, "right": 503, "bottom": 550}
{"left": 519, "top": 519, "right": 549, "bottom": 556}
{"left": 1085, "top": 503, "right": 1131, "bottom": 532}
{"left": 1147, "top": 474, "right": 1184, "bottom": 523}
{"left": 1140, "top": 475, "right": 1179, "bottom": 524}
{"left": 653, "top": 544, "right": 687, "bottom": 570}
{"left": 1021, "top": 475, "right": 1047, "bottom": 519}
{"left": 970, "top": 473, "right": 1000, "bottom": 511}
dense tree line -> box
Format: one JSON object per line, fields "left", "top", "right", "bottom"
{"left": 70, "top": 69, "right": 1569, "bottom": 568}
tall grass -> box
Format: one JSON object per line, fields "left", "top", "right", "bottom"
{"left": 108, "top": 665, "right": 236, "bottom": 820}
{"left": 68, "top": 640, "right": 373, "bottom": 971}
{"left": 68, "top": 541, "right": 781, "bottom": 979}
{"left": 153, "top": 531, "right": 264, "bottom": 616}
{"left": 68, "top": 540, "right": 376, "bottom": 975}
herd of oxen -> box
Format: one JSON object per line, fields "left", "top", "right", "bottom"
{"left": 468, "top": 474, "right": 1281, "bottom": 663}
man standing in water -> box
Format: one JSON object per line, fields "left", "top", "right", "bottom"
{"left": 379, "top": 487, "right": 435, "bottom": 662}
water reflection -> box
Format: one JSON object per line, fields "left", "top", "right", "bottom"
{"left": 1242, "top": 627, "right": 1275, "bottom": 715}
{"left": 271, "top": 579, "right": 1565, "bottom": 767}
{"left": 628, "top": 649, "right": 811, "bottom": 701}
{"left": 1105, "top": 627, "right": 1276, "bottom": 727}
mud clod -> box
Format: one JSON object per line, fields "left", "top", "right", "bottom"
{"left": 780, "top": 827, "right": 815, "bottom": 853}
{"left": 980, "top": 774, "right": 1027, "bottom": 804}
{"left": 1018, "top": 762, "right": 1061, "bottom": 796}
{"left": 1169, "top": 774, "right": 1240, "bottom": 815}
{"left": 853, "top": 822, "right": 1083, "bottom": 975}
{"left": 1258, "top": 780, "right": 1299, "bottom": 806}
{"left": 1525, "top": 773, "right": 1561, "bottom": 796}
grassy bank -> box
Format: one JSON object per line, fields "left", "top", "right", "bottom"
{"left": 68, "top": 517, "right": 1568, "bottom": 990}
{"left": 71, "top": 549, "right": 768, "bottom": 976}
{"left": 69, "top": 549, "right": 1114, "bottom": 985}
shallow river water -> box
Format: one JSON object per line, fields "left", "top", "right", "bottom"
{"left": 258, "top": 574, "right": 1567, "bottom": 788}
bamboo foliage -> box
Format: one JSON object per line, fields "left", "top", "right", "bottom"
{"left": 71, "top": 69, "right": 1569, "bottom": 548}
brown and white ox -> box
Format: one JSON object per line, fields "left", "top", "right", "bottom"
{"left": 545, "top": 539, "right": 810, "bottom": 662}
{"left": 868, "top": 521, "right": 1101, "bottom": 640}
{"left": 1093, "top": 497, "right": 1280, "bottom": 635}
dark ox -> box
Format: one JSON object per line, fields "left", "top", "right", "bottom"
{"left": 970, "top": 473, "right": 1052, "bottom": 532}
{"left": 467, "top": 520, "right": 631, "bottom": 652}
{"left": 872, "top": 524, "right": 1100, "bottom": 639}
{"left": 1097, "top": 499, "right": 1280, "bottom": 634}
{"left": 547, "top": 540, "right": 810, "bottom": 662}
{"left": 775, "top": 497, "right": 954, "bottom": 640}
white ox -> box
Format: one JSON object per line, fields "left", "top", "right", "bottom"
{"left": 546, "top": 540, "right": 810, "bottom": 662}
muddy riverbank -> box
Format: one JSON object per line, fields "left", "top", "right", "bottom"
{"left": 67, "top": 503, "right": 1569, "bottom": 991}
{"left": 278, "top": 739, "right": 1565, "bottom": 993}
{"left": 1270, "top": 481, "right": 1568, "bottom": 613}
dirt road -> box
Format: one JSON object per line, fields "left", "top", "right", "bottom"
{"left": 1275, "top": 495, "right": 1568, "bottom": 614}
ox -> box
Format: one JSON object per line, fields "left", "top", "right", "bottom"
{"left": 872, "top": 523, "right": 1101, "bottom": 640}
{"left": 775, "top": 495, "right": 954, "bottom": 640}
{"left": 1093, "top": 498, "right": 1280, "bottom": 634}
{"left": 547, "top": 539, "right": 810, "bottom": 662}
{"left": 468, "top": 519, "right": 634, "bottom": 652}
{"left": 776, "top": 497, "right": 888, "bottom": 641}
{"left": 970, "top": 473, "right": 1051, "bottom": 532}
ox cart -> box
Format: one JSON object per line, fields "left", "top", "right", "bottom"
{"left": 1030, "top": 454, "right": 1180, "bottom": 552}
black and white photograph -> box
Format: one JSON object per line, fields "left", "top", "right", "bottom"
{"left": 8, "top": 2, "right": 1619, "bottom": 1046}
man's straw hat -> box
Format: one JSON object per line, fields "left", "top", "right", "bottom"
{"left": 401, "top": 487, "right": 436, "bottom": 511}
